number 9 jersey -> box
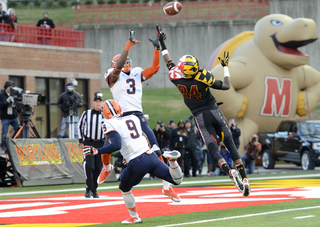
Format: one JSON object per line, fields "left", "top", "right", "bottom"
{"left": 102, "top": 114, "right": 149, "bottom": 163}
{"left": 105, "top": 67, "right": 144, "bottom": 113}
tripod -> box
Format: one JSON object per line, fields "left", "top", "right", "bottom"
{"left": 68, "top": 114, "right": 78, "bottom": 139}
{"left": 67, "top": 97, "right": 78, "bottom": 139}
{"left": 13, "top": 117, "right": 41, "bottom": 139}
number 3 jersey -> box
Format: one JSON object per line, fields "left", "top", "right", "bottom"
{"left": 105, "top": 67, "right": 145, "bottom": 113}
{"left": 167, "top": 63, "right": 223, "bottom": 116}
{"left": 102, "top": 115, "right": 149, "bottom": 162}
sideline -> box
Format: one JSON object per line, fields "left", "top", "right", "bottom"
{"left": 1, "top": 173, "right": 320, "bottom": 197}
{"left": 155, "top": 205, "right": 320, "bottom": 227}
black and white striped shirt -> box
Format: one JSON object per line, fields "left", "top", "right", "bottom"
{"left": 78, "top": 109, "right": 105, "bottom": 142}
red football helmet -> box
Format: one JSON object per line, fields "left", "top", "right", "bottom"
{"left": 110, "top": 54, "right": 132, "bottom": 73}
{"left": 102, "top": 99, "right": 122, "bottom": 119}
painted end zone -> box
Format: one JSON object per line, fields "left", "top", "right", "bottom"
{"left": 1, "top": 182, "right": 319, "bottom": 224}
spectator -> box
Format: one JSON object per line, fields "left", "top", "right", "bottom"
{"left": 57, "top": 83, "right": 83, "bottom": 139}
{"left": 0, "top": 3, "right": 8, "bottom": 42}
{"left": 167, "top": 119, "right": 176, "bottom": 131}
{"left": 241, "top": 134, "right": 261, "bottom": 174}
{"left": 170, "top": 120, "right": 188, "bottom": 176}
{"left": 36, "top": 12, "right": 55, "bottom": 45}
{"left": 229, "top": 119, "right": 241, "bottom": 149}
{"left": 212, "top": 142, "right": 233, "bottom": 176}
{"left": 4, "top": 8, "right": 17, "bottom": 42}
{"left": 153, "top": 119, "right": 171, "bottom": 153}
{"left": 0, "top": 81, "right": 19, "bottom": 152}
{"left": 78, "top": 92, "right": 105, "bottom": 198}
{"left": 0, "top": 4, "right": 8, "bottom": 24}
{"left": 185, "top": 119, "right": 198, "bottom": 177}
{"left": 36, "top": 12, "right": 55, "bottom": 29}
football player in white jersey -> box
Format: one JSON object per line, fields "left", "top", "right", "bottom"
{"left": 101, "top": 26, "right": 181, "bottom": 202}
{"left": 83, "top": 100, "right": 183, "bottom": 224}
{"left": 95, "top": 28, "right": 139, "bottom": 187}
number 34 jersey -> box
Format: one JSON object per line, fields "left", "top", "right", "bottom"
{"left": 105, "top": 67, "right": 144, "bottom": 113}
{"left": 168, "top": 65, "right": 223, "bottom": 116}
{"left": 102, "top": 115, "right": 149, "bottom": 162}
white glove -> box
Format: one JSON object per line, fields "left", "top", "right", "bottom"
{"left": 83, "top": 146, "right": 98, "bottom": 155}
{"left": 6, "top": 96, "right": 13, "bottom": 103}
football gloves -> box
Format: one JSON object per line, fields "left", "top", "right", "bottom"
{"left": 156, "top": 24, "right": 166, "bottom": 42}
{"left": 128, "top": 28, "right": 139, "bottom": 45}
{"left": 218, "top": 51, "right": 229, "bottom": 67}
{"left": 148, "top": 37, "right": 160, "bottom": 50}
{"left": 83, "top": 146, "right": 98, "bottom": 156}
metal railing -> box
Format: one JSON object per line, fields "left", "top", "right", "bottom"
{"left": 74, "top": 0, "right": 269, "bottom": 25}
{"left": 18, "top": 22, "right": 74, "bottom": 30}
{"left": 0, "top": 24, "right": 84, "bottom": 48}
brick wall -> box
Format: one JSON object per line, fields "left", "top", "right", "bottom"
{"left": 0, "top": 43, "right": 102, "bottom": 142}
{"left": 0, "top": 45, "right": 100, "bottom": 74}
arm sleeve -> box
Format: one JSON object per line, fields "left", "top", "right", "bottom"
{"left": 244, "top": 141, "right": 250, "bottom": 150}
{"left": 164, "top": 127, "right": 171, "bottom": 140}
{"left": 76, "top": 93, "right": 83, "bottom": 108}
{"left": 77, "top": 111, "right": 87, "bottom": 142}
{"left": 57, "top": 95, "right": 63, "bottom": 110}
{"left": 141, "top": 49, "right": 160, "bottom": 80}
{"left": 166, "top": 61, "right": 176, "bottom": 71}
{"left": 97, "top": 131, "right": 122, "bottom": 154}
{"left": 256, "top": 143, "right": 262, "bottom": 152}
{"left": 36, "top": 19, "right": 41, "bottom": 27}
{"left": 50, "top": 20, "right": 55, "bottom": 28}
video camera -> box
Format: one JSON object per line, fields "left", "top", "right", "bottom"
{"left": 11, "top": 87, "right": 46, "bottom": 119}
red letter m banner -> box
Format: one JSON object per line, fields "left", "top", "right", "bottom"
{"left": 260, "top": 76, "right": 292, "bottom": 117}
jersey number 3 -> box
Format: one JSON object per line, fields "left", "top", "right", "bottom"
{"left": 125, "top": 120, "right": 140, "bottom": 139}
{"left": 177, "top": 84, "right": 202, "bottom": 99}
{"left": 126, "top": 79, "right": 136, "bottom": 94}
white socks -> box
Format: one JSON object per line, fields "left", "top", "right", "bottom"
{"left": 122, "top": 191, "right": 139, "bottom": 218}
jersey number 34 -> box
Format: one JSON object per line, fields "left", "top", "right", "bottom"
{"left": 177, "top": 84, "right": 202, "bottom": 99}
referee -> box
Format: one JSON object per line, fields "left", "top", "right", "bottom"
{"left": 78, "top": 91, "right": 104, "bottom": 198}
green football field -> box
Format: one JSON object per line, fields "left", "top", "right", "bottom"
{"left": 1, "top": 171, "right": 319, "bottom": 227}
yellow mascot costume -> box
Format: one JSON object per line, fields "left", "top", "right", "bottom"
{"left": 207, "top": 14, "right": 319, "bottom": 154}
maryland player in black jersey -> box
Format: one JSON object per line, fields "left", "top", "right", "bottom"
{"left": 155, "top": 25, "right": 250, "bottom": 197}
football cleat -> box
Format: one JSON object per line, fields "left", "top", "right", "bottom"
{"left": 229, "top": 169, "right": 244, "bottom": 193}
{"left": 97, "top": 164, "right": 114, "bottom": 184}
{"left": 163, "top": 150, "right": 181, "bottom": 162}
{"left": 242, "top": 178, "right": 251, "bottom": 197}
{"left": 121, "top": 217, "right": 142, "bottom": 224}
{"left": 162, "top": 186, "right": 181, "bottom": 202}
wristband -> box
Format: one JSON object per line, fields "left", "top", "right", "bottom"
{"left": 161, "top": 50, "right": 169, "bottom": 56}
{"left": 224, "top": 67, "right": 230, "bottom": 77}
{"left": 114, "top": 67, "right": 121, "bottom": 72}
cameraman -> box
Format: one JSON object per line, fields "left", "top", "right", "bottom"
{"left": 241, "top": 134, "right": 261, "bottom": 174}
{"left": 229, "top": 119, "right": 241, "bottom": 149}
{"left": 57, "top": 83, "right": 83, "bottom": 139}
{"left": 153, "top": 120, "right": 171, "bottom": 153}
{"left": 0, "top": 81, "right": 19, "bottom": 152}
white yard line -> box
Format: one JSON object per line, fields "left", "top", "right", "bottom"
{"left": 1, "top": 173, "right": 320, "bottom": 197}
{"left": 156, "top": 206, "right": 320, "bottom": 227}
{"left": 293, "top": 215, "right": 315, "bottom": 219}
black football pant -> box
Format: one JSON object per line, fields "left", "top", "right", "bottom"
{"left": 83, "top": 140, "right": 103, "bottom": 193}
{"left": 194, "top": 106, "right": 240, "bottom": 165}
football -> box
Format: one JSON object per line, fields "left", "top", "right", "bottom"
{"left": 163, "top": 1, "right": 182, "bottom": 16}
